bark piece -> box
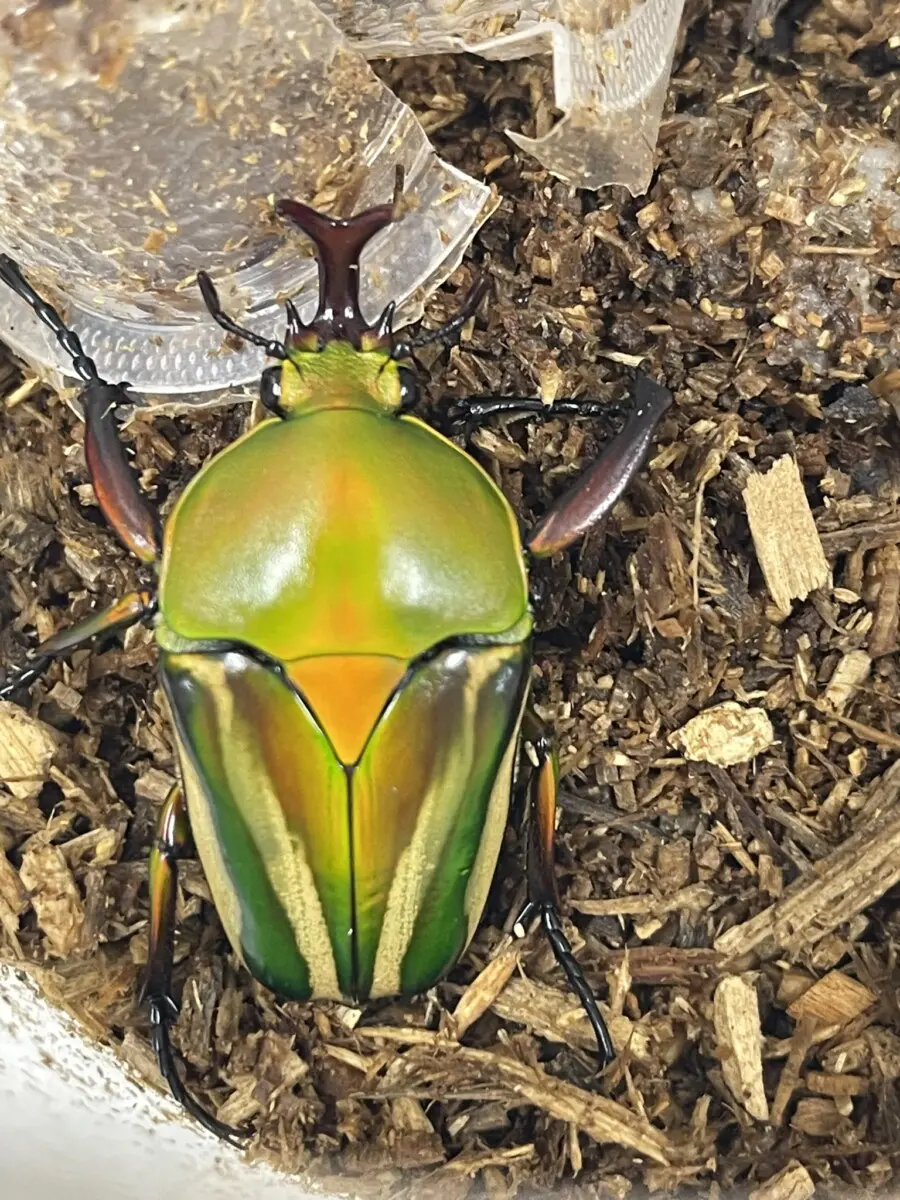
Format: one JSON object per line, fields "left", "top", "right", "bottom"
{"left": 716, "top": 761, "right": 900, "bottom": 964}
{"left": 451, "top": 945, "right": 520, "bottom": 1039}
{"left": 572, "top": 883, "right": 714, "bottom": 918}
{"left": 771, "top": 1015, "right": 819, "bottom": 1126}
{"left": 0, "top": 851, "right": 28, "bottom": 949}
{"left": 669, "top": 702, "right": 774, "bottom": 767}
{"left": 370, "top": 1040, "right": 691, "bottom": 1166}
{"left": 743, "top": 456, "right": 830, "bottom": 612}
{"left": 790, "top": 1097, "right": 848, "bottom": 1138}
{"left": 805, "top": 1071, "right": 868, "bottom": 1097}
{"left": 713, "top": 975, "right": 768, "bottom": 1121}
{"left": 868, "top": 544, "right": 900, "bottom": 658}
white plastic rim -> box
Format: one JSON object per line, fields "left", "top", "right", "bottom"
{"left": 0, "top": 965, "right": 329, "bottom": 1200}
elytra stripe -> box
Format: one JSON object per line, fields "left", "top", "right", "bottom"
{"left": 362, "top": 644, "right": 528, "bottom": 998}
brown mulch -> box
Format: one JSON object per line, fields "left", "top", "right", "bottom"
{"left": 2, "top": 1, "right": 900, "bottom": 1195}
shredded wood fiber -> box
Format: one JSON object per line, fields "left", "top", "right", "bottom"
{"left": 2, "top": 2, "right": 900, "bottom": 1195}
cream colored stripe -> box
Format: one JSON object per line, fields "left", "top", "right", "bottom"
{"left": 180, "top": 750, "right": 246, "bottom": 970}
{"left": 180, "top": 657, "right": 341, "bottom": 998}
{"left": 369, "top": 649, "right": 518, "bottom": 998}
{"left": 464, "top": 688, "right": 528, "bottom": 943}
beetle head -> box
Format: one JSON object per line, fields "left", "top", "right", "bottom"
{"left": 276, "top": 199, "right": 397, "bottom": 351}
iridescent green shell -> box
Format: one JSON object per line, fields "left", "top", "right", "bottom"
{"left": 155, "top": 345, "right": 532, "bottom": 1000}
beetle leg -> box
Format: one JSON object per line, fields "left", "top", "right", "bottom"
{"left": 517, "top": 729, "right": 616, "bottom": 1067}
{"left": 0, "top": 256, "right": 161, "bottom": 563}
{"left": 144, "top": 785, "right": 252, "bottom": 1145}
{"left": 0, "top": 590, "right": 155, "bottom": 701}
{"left": 526, "top": 373, "right": 672, "bottom": 557}
{"left": 447, "top": 397, "right": 612, "bottom": 426}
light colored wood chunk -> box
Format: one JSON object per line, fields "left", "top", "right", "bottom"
{"left": 787, "top": 971, "right": 876, "bottom": 1027}
{"left": 18, "top": 840, "right": 85, "bottom": 957}
{"left": 0, "top": 701, "right": 59, "bottom": 799}
{"left": 572, "top": 882, "right": 714, "bottom": 918}
{"left": 822, "top": 649, "right": 871, "bottom": 713}
{"left": 451, "top": 945, "right": 519, "bottom": 1039}
{"left": 790, "top": 1097, "right": 846, "bottom": 1137}
{"left": 669, "top": 702, "right": 774, "bottom": 767}
{"left": 805, "top": 1070, "right": 868, "bottom": 1096}
{"left": 713, "top": 974, "right": 768, "bottom": 1121}
{"left": 749, "top": 1161, "right": 815, "bottom": 1200}
{"left": 743, "top": 455, "right": 830, "bottom": 612}
{"left": 716, "top": 760, "right": 900, "bottom": 964}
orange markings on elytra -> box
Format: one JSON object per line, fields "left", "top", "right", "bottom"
{"left": 287, "top": 655, "right": 407, "bottom": 765}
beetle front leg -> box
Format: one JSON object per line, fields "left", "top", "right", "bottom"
{"left": 516, "top": 728, "right": 616, "bottom": 1067}
{"left": 447, "top": 397, "right": 612, "bottom": 426}
{"left": 0, "top": 590, "right": 155, "bottom": 701}
{"left": 144, "top": 785, "right": 251, "bottom": 1144}
{"left": 0, "top": 256, "right": 161, "bottom": 562}
{"left": 525, "top": 373, "right": 671, "bottom": 557}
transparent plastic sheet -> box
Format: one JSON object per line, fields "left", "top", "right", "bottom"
{"left": 0, "top": 0, "right": 683, "bottom": 401}
{"left": 327, "top": 0, "right": 687, "bottom": 193}
{"left": 0, "top": 0, "right": 497, "bottom": 396}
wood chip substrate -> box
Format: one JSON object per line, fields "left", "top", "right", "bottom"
{"left": 1, "top": 2, "right": 899, "bottom": 1195}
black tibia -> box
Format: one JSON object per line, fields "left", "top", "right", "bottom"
{"left": 0, "top": 255, "right": 160, "bottom": 563}
{"left": 527, "top": 373, "right": 672, "bottom": 558}
{"left": 0, "top": 591, "right": 155, "bottom": 702}
{"left": 516, "top": 729, "right": 616, "bottom": 1067}
{"left": 144, "top": 786, "right": 251, "bottom": 1144}
{"left": 447, "top": 397, "right": 611, "bottom": 426}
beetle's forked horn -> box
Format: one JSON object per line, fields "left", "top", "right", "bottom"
{"left": 276, "top": 199, "right": 395, "bottom": 344}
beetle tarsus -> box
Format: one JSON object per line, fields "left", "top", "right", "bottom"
{"left": 539, "top": 906, "right": 616, "bottom": 1068}
{"left": 0, "top": 591, "right": 155, "bottom": 704}
{"left": 144, "top": 785, "right": 251, "bottom": 1144}
{"left": 196, "top": 270, "right": 287, "bottom": 360}
{"left": 522, "top": 727, "right": 616, "bottom": 1069}
{"left": 446, "top": 396, "right": 613, "bottom": 427}
{"left": 0, "top": 654, "right": 53, "bottom": 701}
{"left": 148, "top": 996, "right": 251, "bottom": 1146}
{"left": 0, "top": 254, "right": 101, "bottom": 384}
{"left": 392, "top": 276, "right": 489, "bottom": 359}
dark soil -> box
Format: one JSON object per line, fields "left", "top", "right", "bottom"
{"left": 2, "top": 2, "right": 900, "bottom": 1196}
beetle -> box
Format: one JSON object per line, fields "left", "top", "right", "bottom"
{"left": 0, "top": 196, "right": 671, "bottom": 1142}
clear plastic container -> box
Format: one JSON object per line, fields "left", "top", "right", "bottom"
{"left": 0, "top": 0, "right": 683, "bottom": 401}
{"left": 0, "top": 0, "right": 496, "bottom": 396}
{"left": 331, "top": 1, "right": 687, "bottom": 193}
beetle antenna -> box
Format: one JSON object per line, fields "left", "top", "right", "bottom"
{"left": 391, "top": 276, "right": 488, "bottom": 360}
{"left": 197, "top": 271, "right": 287, "bottom": 359}
{"left": 0, "top": 254, "right": 101, "bottom": 383}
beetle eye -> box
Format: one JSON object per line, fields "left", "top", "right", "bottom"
{"left": 260, "top": 366, "right": 284, "bottom": 416}
{"left": 398, "top": 366, "right": 419, "bottom": 412}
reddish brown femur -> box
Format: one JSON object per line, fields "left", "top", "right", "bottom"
{"left": 276, "top": 199, "right": 396, "bottom": 348}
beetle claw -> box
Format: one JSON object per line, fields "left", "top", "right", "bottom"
{"left": 147, "top": 995, "right": 253, "bottom": 1145}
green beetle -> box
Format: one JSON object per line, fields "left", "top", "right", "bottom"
{"left": 0, "top": 197, "right": 670, "bottom": 1141}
